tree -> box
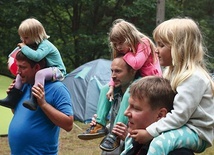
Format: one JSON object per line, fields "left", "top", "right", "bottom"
{"left": 166, "top": 0, "right": 214, "bottom": 71}
{"left": 156, "top": 0, "right": 165, "bottom": 26}
{"left": 0, "top": 0, "right": 213, "bottom": 76}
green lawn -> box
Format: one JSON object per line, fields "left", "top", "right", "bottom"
{"left": 0, "top": 75, "right": 13, "bottom": 135}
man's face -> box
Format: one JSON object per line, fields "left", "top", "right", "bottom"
{"left": 124, "top": 96, "right": 160, "bottom": 133}
{"left": 16, "top": 60, "right": 37, "bottom": 84}
{"left": 111, "top": 58, "right": 134, "bottom": 91}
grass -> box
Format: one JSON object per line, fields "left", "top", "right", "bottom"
{"left": 1, "top": 121, "right": 214, "bottom": 155}
{"left": 0, "top": 75, "right": 102, "bottom": 155}
{"left": 0, "top": 75, "right": 14, "bottom": 135}
{"left": 0, "top": 121, "right": 103, "bottom": 155}
{"left": 0, "top": 75, "right": 214, "bottom": 155}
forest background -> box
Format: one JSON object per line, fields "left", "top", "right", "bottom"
{"left": 0, "top": 1, "right": 214, "bottom": 154}
{"left": 0, "top": 0, "right": 213, "bottom": 77}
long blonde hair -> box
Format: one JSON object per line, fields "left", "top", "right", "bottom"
{"left": 18, "top": 18, "right": 49, "bottom": 44}
{"left": 153, "top": 17, "right": 214, "bottom": 94}
{"left": 109, "top": 19, "right": 157, "bottom": 62}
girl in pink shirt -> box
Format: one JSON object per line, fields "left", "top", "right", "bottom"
{"left": 78, "top": 19, "right": 162, "bottom": 152}
{"left": 107, "top": 19, "right": 162, "bottom": 100}
{"left": 100, "top": 19, "right": 162, "bottom": 152}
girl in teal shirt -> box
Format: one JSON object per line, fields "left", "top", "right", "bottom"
{"left": 0, "top": 18, "right": 66, "bottom": 111}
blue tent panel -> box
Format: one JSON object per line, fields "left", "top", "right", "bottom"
{"left": 62, "top": 59, "right": 112, "bottom": 123}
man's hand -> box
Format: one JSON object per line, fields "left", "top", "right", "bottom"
{"left": 129, "top": 129, "right": 153, "bottom": 144}
{"left": 112, "top": 122, "right": 128, "bottom": 141}
{"left": 32, "top": 83, "right": 46, "bottom": 107}
{"left": 6, "top": 80, "right": 15, "bottom": 93}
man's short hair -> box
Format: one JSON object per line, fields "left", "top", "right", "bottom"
{"left": 115, "top": 54, "right": 140, "bottom": 78}
{"left": 129, "top": 76, "right": 175, "bottom": 112}
{"left": 16, "top": 51, "right": 46, "bottom": 69}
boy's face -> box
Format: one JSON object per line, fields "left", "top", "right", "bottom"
{"left": 124, "top": 95, "right": 161, "bottom": 133}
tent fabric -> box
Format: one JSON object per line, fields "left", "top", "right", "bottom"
{"left": 62, "top": 59, "right": 112, "bottom": 123}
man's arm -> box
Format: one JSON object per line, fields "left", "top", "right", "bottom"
{"left": 32, "top": 83, "right": 74, "bottom": 132}
{"left": 39, "top": 103, "right": 73, "bottom": 131}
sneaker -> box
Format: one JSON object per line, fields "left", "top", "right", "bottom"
{"left": 99, "top": 133, "right": 120, "bottom": 152}
{"left": 78, "top": 123, "right": 108, "bottom": 140}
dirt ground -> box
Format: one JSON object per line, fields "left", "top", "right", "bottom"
{"left": 1, "top": 121, "right": 214, "bottom": 155}
{"left": 0, "top": 121, "right": 102, "bottom": 155}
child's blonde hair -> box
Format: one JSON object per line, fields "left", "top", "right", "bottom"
{"left": 109, "top": 19, "right": 157, "bottom": 62}
{"left": 18, "top": 18, "right": 49, "bottom": 44}
{"left": 153, "top": 17, "right": 214, "bottom": 94}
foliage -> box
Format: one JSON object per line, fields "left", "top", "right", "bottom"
{"left": 0, "top": 0, "right": 213, "bottom": 75}
{"left": 166, "top": 0, "right": 214, "bottom": 72}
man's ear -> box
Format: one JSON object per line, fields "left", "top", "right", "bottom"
{"left": 34, "top": 63, "right": 41, "bottom": 72}
{"left": 157, "top": 108, "right": 168, "bottom": 120}
{"left": 131, "top": 69, "right": 137, "bottom": 77}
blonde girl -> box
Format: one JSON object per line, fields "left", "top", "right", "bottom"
{"left": 0, "top": 18, "right": 66, "bottom": 111}
{"left": 131, "top": 17, "right": 214, "bottom": 154}
{"left": 101, "top": 19, "right": 162, "bottom": 151}
{"left": 78, "top": 19, "right": 162, "bottom": 152}
{"left": 107, "top": 19, "right": 162, "bottom": 99}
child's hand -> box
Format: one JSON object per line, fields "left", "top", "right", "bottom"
{"left": 106, "top": 86, "right": 114, "bottom": 101}
{"left": 17, "top": 42, "right": 26, "bottom": 48}
{"left": 129, "top": 129, "right": 153, "bottom": 144}
{"left": 89, "top": 114, "right": 97, "bottom": 126}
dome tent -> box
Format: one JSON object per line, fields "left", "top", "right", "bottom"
{"left": 62, "top": 59, "right": 111, "bottom": 123}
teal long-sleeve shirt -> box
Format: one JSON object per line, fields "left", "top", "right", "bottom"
{"left": 21, "top": 39, "right": 66, "bottom": 75}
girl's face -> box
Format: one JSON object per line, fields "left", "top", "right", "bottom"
{"left": 20, "top": 36, "right": 34, "bottom": 45}
{"left": 155, "top": 40, "right": 172, "bottom": 66}
{"left": 113, "top": 42, "right": 130, "bottom": 54}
